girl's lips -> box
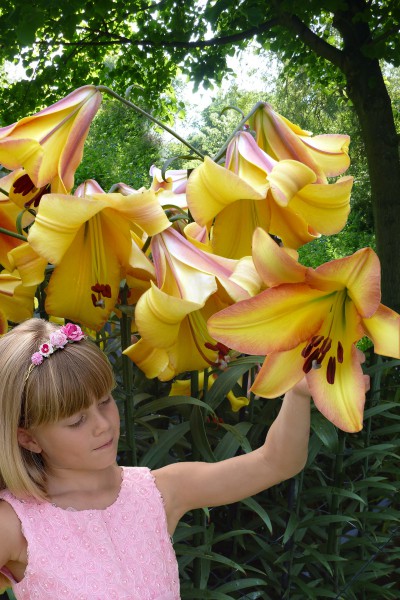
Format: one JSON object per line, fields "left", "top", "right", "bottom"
{"left": 94, "top": 438, "right": 113, "bottom": 450}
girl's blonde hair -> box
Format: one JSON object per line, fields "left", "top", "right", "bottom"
{"left": 0, "top": 318, "right": 115, "bottom": 500}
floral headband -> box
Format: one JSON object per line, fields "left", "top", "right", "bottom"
{"left": 25, "top": 323, "right": 85, "bottom": 381}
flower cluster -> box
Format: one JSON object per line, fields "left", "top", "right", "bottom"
{"left": 30, "top": 324, "right": 85, "bottom": 366}
{"left": 1, "top": 86, "right": 399, "bottom": 431}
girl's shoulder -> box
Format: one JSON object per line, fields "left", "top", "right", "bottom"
{"left": 0, "top": 496, "right": 27, "bottom": 564}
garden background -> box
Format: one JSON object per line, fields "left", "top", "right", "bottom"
{"left": 0, "top": 1, "right": 399, "bottom": 598}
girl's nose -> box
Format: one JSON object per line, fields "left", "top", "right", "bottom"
{"left": 92, "top": 407, "right": 111, "bottom": 435}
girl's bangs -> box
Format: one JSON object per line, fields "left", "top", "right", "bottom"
{"left": 23, "top": 340, "right": 115, "bottom": 427}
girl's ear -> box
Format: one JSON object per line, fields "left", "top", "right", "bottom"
{"left": 17, "top": 428, "right": 42, "bottom": 453}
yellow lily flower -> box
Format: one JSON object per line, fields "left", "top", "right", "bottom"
{"left": 0, "top": 270, "right": 36, "bottom": 332}
{"left": 7, "top": 243, "right": 47, "bottom": 287}
{"left": 208, "top": 228, "right": 400, "bottom": 432}
{"left": 186, "top": 132, "right": 352, "bottom": 257}
{"left": 0, "top": 86, "right": 102, "bottom": 201}
{"left": 149, "top": 165, "right": 188, "bottom": 195}
{"left": 249, "top": 103, "right": 351, "bottom": 182}
{"left": 123, "top": 227, "right": 261, "bottom": 380}
{"left": 170, "top": 370, "right": 250, "bottom": 412}
{"left": 28, "top": 179, "right": 170, "bottom": 330}
{"left": 0, "top": 176, "right": 26, "bottom": 270}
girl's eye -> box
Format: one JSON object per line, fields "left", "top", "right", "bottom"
{"left": 99, "top": 396, "right": 111, "bottom": 407}
{"left": 69, "top": 415, "right": 85, "bottom": 428}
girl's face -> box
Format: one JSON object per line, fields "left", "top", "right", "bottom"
{"left": 19, "top": 394, "right": 120, "bottom": 473}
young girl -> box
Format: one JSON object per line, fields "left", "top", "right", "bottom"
{"left": 0, "top": 318, "right": 311, "bottom": 600}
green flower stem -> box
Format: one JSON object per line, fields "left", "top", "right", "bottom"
{"left": 190, "top": 370, "right": 207, "bottom": 589}
{"left": 119, "top": 284, "right": 137, "bottom": 466}
{"left": 327, "top": 431, "right": 346, "bottom": 592}
{"left": 0, "top": 226, "right": 27, "bottom": 241}
{"left": 212, "top": 102, "right": 267, "bottom": 164}
{"left": 282, "top": 473, "right": 304, "bottom": 598}
{"left": 96, "top": 86, "right": 205, "bottom": 160}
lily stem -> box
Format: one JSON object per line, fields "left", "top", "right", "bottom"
{"left": 212, "top": 101, "right": 266, "bottom": 164}
{"left": 0, "top": 226, "right": 27, "bottom": 241}
{"left": 119, "top": 283, "right": 137, "bottom": 466}
{"left": 327, "top": 431, "right": 346, "bottom": 592}
{"left": 96, "top": 86, "right": 205, "bottom": 160}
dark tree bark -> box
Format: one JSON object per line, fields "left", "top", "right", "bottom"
{"left": 333, "top": 4, "right": 400, "bottom": 312}
{"left": 284, "top": 1, "right": 400, "bottom": 311}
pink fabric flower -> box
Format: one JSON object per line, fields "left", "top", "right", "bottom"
{"left": 31, "top": 352, "right": 44, "bottom": 365}
{"left": 60, "top": 323, "right": 84, "bottom": 341}
{"left": 49, "top": 331, "right": 68, "bottom": 348}
{"left": 39, "top": 342, "right": 54, "bottom": 357}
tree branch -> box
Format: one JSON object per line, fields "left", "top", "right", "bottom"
{"left": 281, "top": 14, "right": 344, "bottom": 69}
{"left": 44, "top": 18, "right": 281, "bottom": 50}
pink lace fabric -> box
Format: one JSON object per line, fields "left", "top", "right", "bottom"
{"left": 0, "top": 467, "right": 180, "bottom": 600}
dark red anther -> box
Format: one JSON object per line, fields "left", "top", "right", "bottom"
{"left": 301, "top": 341, "right": 314, "bottom": 358}
{"left": 12, "top": 173, "right": 35, "bottom": 196}
{"left": 337, "top": 341, "right": 344, "bottom": 363}
{"left": 91, "top": 282, "right": 111, "bottom": 307}
{"left": 303, "top": 349, "right": 320, "bottom": 373}
{"left": 312, "top": 335, "right": 324, "bottom": 347}
{"left": 327, "top": 356, "right": 336, "bottom": 384}
{"left": 320, "top": 337, "right": 332, "bottom": 354}
{"left": 12, "top": 174, "right": 50, "bottom": 207}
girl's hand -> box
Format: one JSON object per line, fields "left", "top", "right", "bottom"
{"left": 291, "top": 377, "right": 312, "bottom": 399}
{"left": 0, "top": 572, "right": 11, "bottom": 593}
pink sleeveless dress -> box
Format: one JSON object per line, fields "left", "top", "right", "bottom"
{"left": 0, "top": 466, "right": 180, "bottom": 600}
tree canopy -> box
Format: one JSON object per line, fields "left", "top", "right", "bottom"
{"left": 1, "top": 0, "right": 400, "bottom": 309}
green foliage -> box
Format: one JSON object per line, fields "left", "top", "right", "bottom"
{"left": 0, "top": 0, "right": 398, "bottom": 122}
{"left": 105, "top": 312, "right": 400, "bottom": 598}
{"left": 75, "top": 99, "right": 162, "bottom": 190}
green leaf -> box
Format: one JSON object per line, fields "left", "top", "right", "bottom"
{"left": 311, "top": 412, "right": 339, "bottom": 452}
{"left": 282, "top": 511, "right": 300, "bottom": 544}
{"left": 205, "top": 361, "right": 259, "bottom": 410}
{"left": 214, "top": 421, "right": 252, "bottom": 460}
{"left": 190, "top": 406, "right": 217, "bottom": 462}
{"left": 216, "top": 578, "right": 267, "bottom": 593}
{"left": 135, "top": 395, "right": 214, "bottom": 418}
{"left": 175, "top": 545, "right": 246, "bottom": 573}
{"left": 241, "top": 497, "right": 273, "bottom": 533}
{"left": 139, "top": 422, "right": 190, "bottom": 468}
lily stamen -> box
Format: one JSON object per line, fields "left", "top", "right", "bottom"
{"left": 327, "top": 356, "right": 336, "bottom": 384}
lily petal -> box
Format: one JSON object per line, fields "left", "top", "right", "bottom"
{"left": 251, "top": 228, "right": 306, "bottom": 287}
{"left": 289, "top": 176, "right": 352, "bottom": 235}
{"left": 250, "top": 103, "right": 350, "bottom": 180}
{"left": 362, "top": 304, "right": 400, "bottom": 358}
{"left": 135, "top": 282, "right": 205, "bottom": 348}
{"left": 0, "top": 86, "right": 102, "bottom": 193}
{"left": 0, "top": 270, "right": 35, "bottom": 323}
{"left": 208, "top": 284, "right": 332, "bottom": 355}
{"left": 43, "top": 222, "right": 123, "bottom": 330}
{"left": 186, "top": 156, "right": 266, "bottom": 226}
{"left": 251, "top": 344, "right": 305, "bottom": 398}
{"left": 7, "top": 243, "right": 47, "bottom": 286}
{"left": 123, "top": 338, "right": 170, "bottom": 380}
{"left": 306, "top": 247, "right": 381, "bottom": 318}
{"left": 307, "top": 344, "right": 366, "bottom": 432}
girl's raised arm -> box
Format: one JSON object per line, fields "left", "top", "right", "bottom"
{"left": 154, "top": 380, "right": 311, "bottom": 534}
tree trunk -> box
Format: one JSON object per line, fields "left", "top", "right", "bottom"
{"left": 331, "top": 2, "right": 400, "bottom": 312}
{"left": 345, "top": 58, "right": 400, "bottom": 312}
